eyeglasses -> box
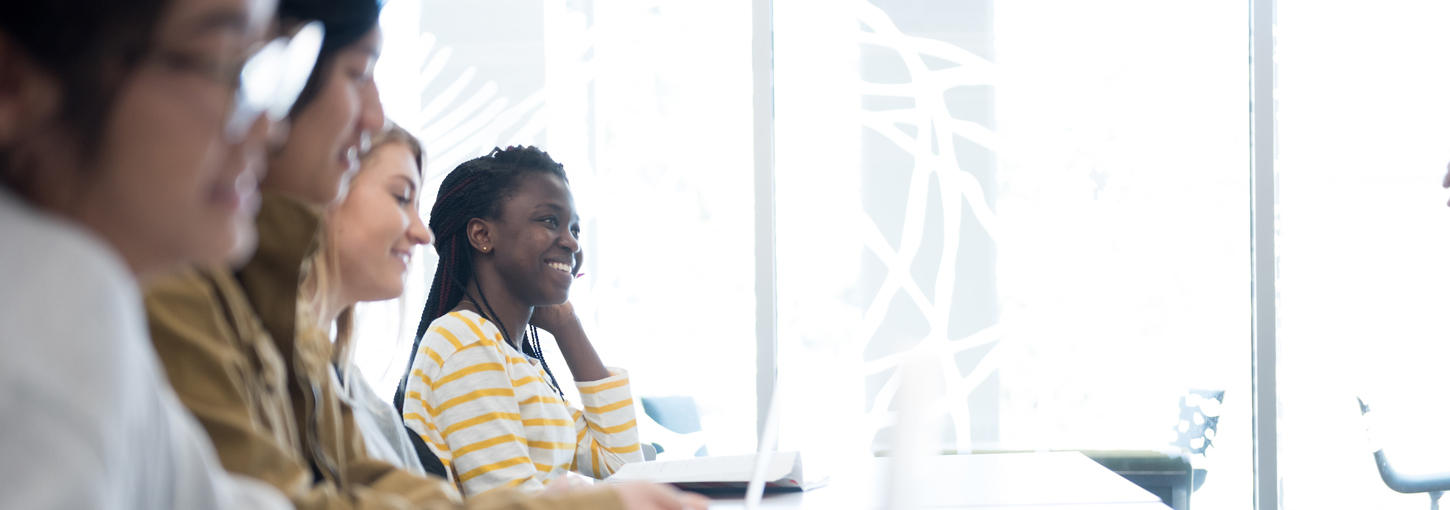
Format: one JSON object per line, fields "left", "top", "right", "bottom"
{"left": 150, "top": 21, "right": 325, "bottom": 142}
{"left": 225, "top": 21, "right": 324, "bottom": 140}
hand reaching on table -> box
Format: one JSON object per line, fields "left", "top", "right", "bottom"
{"left": 542, "top": 472, "right": 594, "bottom": 495}
{"left": 615, "top": 483, "right": 711, "bottom": 510}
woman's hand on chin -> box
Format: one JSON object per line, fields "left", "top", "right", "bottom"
{"left": 531, "top": 300, "right": 609, "bottom": 381}
{"left": 530, "top": 301, "right": 581, "bottom": 336}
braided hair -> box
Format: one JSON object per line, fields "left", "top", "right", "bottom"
{"left": 394, "top": 146, "right": 570, "bottom": 414}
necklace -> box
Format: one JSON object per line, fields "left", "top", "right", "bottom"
{"left": 458, "top": 284, "right": 564, "bottom": 398}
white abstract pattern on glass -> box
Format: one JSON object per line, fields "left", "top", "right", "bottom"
{"left": 778, "top": 3, "right": 1253, "bottom": 509}
{"left": 776, "top": 0, "right": 1006, "bottom": 461}
{"left": 852, "top": 0, "right": 1007, "bottom": 454}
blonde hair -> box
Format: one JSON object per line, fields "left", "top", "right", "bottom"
{"left": 300, "top": 121, "right": 425, "bottom": 369}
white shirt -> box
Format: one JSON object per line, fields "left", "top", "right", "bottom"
{"left": 0, "top": 188, "right": 291, "bottom": 510}
{"left": 336, "top": 362, "right": 425, "bottom": 475}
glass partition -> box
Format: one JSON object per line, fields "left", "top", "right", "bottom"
{"left": 774, "top": 1, "right": 1253, "bottom": 507}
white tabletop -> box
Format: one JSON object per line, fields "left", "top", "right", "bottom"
{"left": 705, "top": 452, "right": 1171, "bottom": 509}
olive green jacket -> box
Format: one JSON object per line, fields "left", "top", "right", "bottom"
{"left": 145, "top": 193, "right": 624, "bottom": 510}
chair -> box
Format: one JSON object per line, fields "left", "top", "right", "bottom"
{"left": 638, "top": 396, "right": 709, "bottom": 459}
{"left": 1170, "top": 389, "right": 1224, "bottom": 495}
{"left": 1357, "top": 396, "right": 1450, "bottom": 510}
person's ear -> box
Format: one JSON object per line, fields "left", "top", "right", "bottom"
{"left": 466, "top": 218, "right": 494, "bottom": 255}
{"left": 0, "top": 35, "right": 61, "bottom": 148}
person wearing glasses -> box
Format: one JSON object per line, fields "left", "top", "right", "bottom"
{"left": 141, "top": 1, "right": 705, "bottom": 510}
{"left": 0, "top": 0, "right": 299, "bottom": 508}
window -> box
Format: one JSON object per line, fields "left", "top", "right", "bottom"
{"left": 354, "top": 2, "right": 1450, "bottom": 508}
{"left": 775, "top": 1, "right": 1251, "bottom": 507}
{"left": 1277, "top": 1, "right": 1450, "bottom": 507}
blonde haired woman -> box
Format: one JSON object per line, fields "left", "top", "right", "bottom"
{"left": 302, "top": 123, "right": 432, "bottom": 473}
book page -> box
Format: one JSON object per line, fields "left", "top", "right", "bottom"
{"left": 607, "top": 452, "right": 797, "bottom": 484}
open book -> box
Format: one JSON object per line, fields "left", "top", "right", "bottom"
{"left": 605, "top": 451, "right": 827, "bottom": 493}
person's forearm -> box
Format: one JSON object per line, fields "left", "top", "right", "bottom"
{"left": 547, "top": 317, "right": 610, "bottom": 381}
{"left": 466, "top": 486, "right": 626, "bottom": 510}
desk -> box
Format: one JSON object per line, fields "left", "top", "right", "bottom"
{"left": 705, "top": 452, "right": 1171, "bottom": 509}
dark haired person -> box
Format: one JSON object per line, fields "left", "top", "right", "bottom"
{"left": 0, "top": 0, "right": 294, "bottom": 507}
{"left": 142, "top": 2, "right": 698, "bottom": 510}
{"left": 142, "top": 1, "right": 404, "bottom": 505}
{"left": 398, "top": 146, "right": 647, "bottom": 496}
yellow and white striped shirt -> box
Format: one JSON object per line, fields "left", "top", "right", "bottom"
{"left": 402, "top": 310, "right": 643, "bottom": 496}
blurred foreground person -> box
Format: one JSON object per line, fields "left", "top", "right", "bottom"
{"left": 0, "top": 0, "right": 301, "bottom": 508}
{"left": 142, "top": 1, "right": 705, "bottom": 509}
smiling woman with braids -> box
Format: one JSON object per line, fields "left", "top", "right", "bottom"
{"left": 398, "top": 146, "right": 645, "bottom": 496}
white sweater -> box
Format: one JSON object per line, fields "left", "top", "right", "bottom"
{"left": 337, "top": 362, "right": 425, "bottom": 475}
{"left": 0, "top": 188, "right": 289, "bottom": 510}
